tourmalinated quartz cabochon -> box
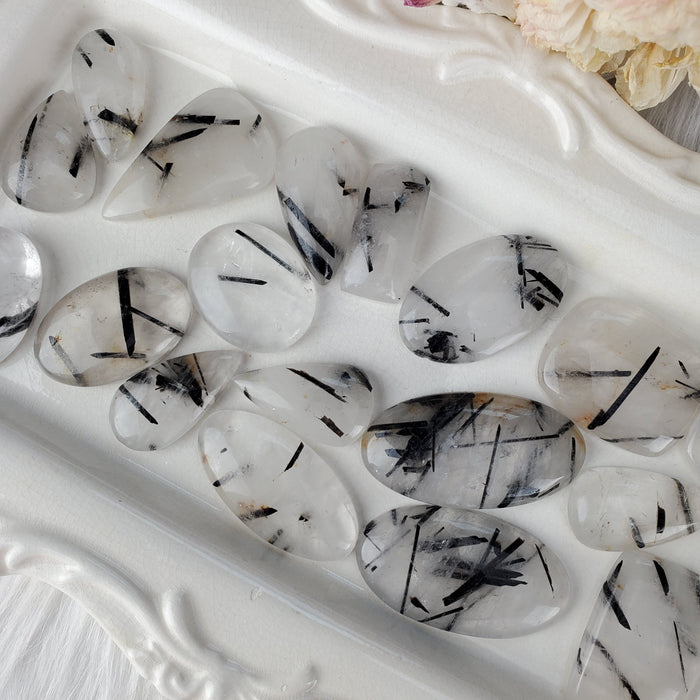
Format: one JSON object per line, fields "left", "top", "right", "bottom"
{"left": 276, "top": 126, "right": 368, "bottom": 284}
{"left": 399, "top": 234, "right": 567, "bottom": 363}
{"left": 362, "top": 392, "right": 584, "bottom": 508}
{"left": 35, "top": 267, "right": 192, "bottom": 386}
{"left": 234, "top": 363, "right": 374, "bottom": 446}
{"left": 188, "top": 223, "right": 316, "bottom": 352}
{"left": 569, "top": 552, "right": 700, "bottom": 698}
{"left": 102, "top": 88, "right": 275, "bottom": 219}
{"left": 568, "top": 467, "right": 699, "bottom": 551}
{"left": 72, "top": 28, "right": 146, "bottom": 161}
{"left": 110, "top": 351, "right": 243, "bottom": 451}
{"left": 199, "top": 410, "right": 359, "bottom": 561}
{"left": 358, "top": 505, "right": 569, "bottom": 638}
{"left": 0, "top": 228, "right": 42, "bottom": 363}
{"left": 539, "top": 297, "right": 700, "bottom": 455}
{"left": 341, "top": 163, "right": 430, "bottom": 302}
{"left": 2, "top": 91, "right": 96, "bottom": 212}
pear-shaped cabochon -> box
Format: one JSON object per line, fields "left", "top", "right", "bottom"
{"left": 103, "top": 88, "right": 275, "bottom": 219}
{"left": 72, "top": 28, "right": 146, "bottom": 161}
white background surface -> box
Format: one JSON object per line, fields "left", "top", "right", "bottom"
{"left": 0, "top": 1, "right": 698, "bottom": 698}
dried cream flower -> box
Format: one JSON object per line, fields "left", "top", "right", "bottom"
{"left": 405, "top": 0, "right": 700, "bottom": 109}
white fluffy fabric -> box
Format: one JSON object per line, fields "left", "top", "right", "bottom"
{"left": 0, "top": 82, "right": 696, "bottom": 700}
{"left": 0, "top": 575, "right": 162, "bottom": 699}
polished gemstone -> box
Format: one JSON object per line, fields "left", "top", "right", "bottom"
{"left": 72, "top": 28, "right": 146, "bottom": 161}
{"left": 568, "top": 467, "right": 699, "bottom": 551}
{"left": 199, "top": 410, "right": 358, "bottom": 561}
{"left": 103, "top": 88, "right": 275, "bottom": 219}
{"left": 35, "top": 267, "right": 192, "bottom": 386}
{"left": 0, "top": 227, "right": 42, "bottom": 363}
{"left": 234, "top": 362, "right": 374, "bottom": 446}
{"left": 539, "top": 297, "right": 700, "bottom": 455}
{"left": 357, "top": 504, "right": 569, "bottom": 638}
{"left": 341, "top": 163, "right": 430, "bottom": 302}
{"left": 110, "top": 351, "right": 242, "bottom": 450}
{"left": 399, "top": 234, "right": 567, "bottom": 363}
{"left": 276, "top": 126, "right": 368, "bottom": 284}
{"left": 569, "top": 552, "right": 700, "bottom": 698}
{"left": 2, "top": 91, "right": 96, "bottom": 212}
{"left": 188, "top": 223, "right": 316, "bottom": 352}
{"left": 689, "top": 416, "right": 700, "bottom": 468}
{"left": 363, "top": 392, "right": 584, "bottom": 508}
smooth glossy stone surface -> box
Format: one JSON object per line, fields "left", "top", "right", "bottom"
{"left": 363, "top": 392, "right": 584, "bottom": 508}
{"left": 2, "top": 91, "right": 96, "bottom": 212}
{"left": 341, "top": 164, "right": 430, "bottom": 302}
{"left": 276, "top": 126, "right": 368, "bottom": 284}
{"left": 103, "top": 88, "right": 275, "bottom": 219}
{"left": 72, "top": 28, "right": 146, "bottom": 161}
{"left": 539, "top": 297, "right": 700, "bottom": 456}
{"left": 0, "top": 227, "right": 42, "bottom": 363}
{"left": 110, "top": 351, "right": 242, "bottom": 450}
{"left": 569, "top": 552, "right": 700, "bottom": 698}
{"left": 688, "top": 415, "right": 700, "bottom": 468}
{"left": 199, "top": 410, "right": 358, "bottom": 561}
{"left": 358, "top": 505, "right": 569, "bottom": 638}
{"left": 399, "top": 234, "right": 567, "bottom": 363}
{"left": 234, "top": 363, "right": 374, "bottom": 446}
{"left": 569, "top": 467, "right": 700, "bottom": 551}
{"left": 35, "top": 267, "right": 192, "bottom": 386}
{"left": 188, "top": 223, "right": 316, "bottom": 352}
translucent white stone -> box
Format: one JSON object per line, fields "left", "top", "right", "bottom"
{"left": 399, "top": 234, "right": 567, "bottom": 363}
{"left": 110, "top": 351, "right": 242, "bottom": 451}
{"left": 199, "top": 410, "right": 358, "bottom": 561}
{"left": 341, "top": 164, "right": 430, "bottom": 302}
{"left": 72, "top": 28, "right": 146, "bottom": 161}
{"left": 539, "top": 297, "right": 700, "bottom": 456}
{"left": 103, "top": 88, "right": 275, "bottom": 219}
{"left": 568, "top": 467, "right": 699, "bottom": 551}
{"left": 276, "top": 126, "right": 368, "bottom": 284}
{"left": 2, "top": 91, "right": 96, "bottom": 212}
{"left": 188, "top": 223, "right": 316, "bottom": 352}
{"left": 358, "top": 505, "right": 569, "bottom": 638}
{"left": 35, "top": 267, "right": 192, "bottom": 386}
{"left": 688, "top": 415, "right": 700, "bottom": 468}
{"left": 234, "top": 362, "right": 374, "bottom": 446}
{"left": 0, "top": 227, "right": 42, "bottom": 363}
{"left": 569, "top": 552, "right": 700, "bottom": 698}
{"left": 363, "top": 392, "right": 585, "bottom": 508}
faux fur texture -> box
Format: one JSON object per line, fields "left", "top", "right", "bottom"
{"left": 0, "top": 86, "right": 696, "bottom": 700}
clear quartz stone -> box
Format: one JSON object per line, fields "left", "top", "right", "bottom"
{"left": 276, "top": 126, "right": 368, "bottom": 284}
{"left": 188, "top": 223, "right": 316, "bottom": 352}
{"left": 399, "top": 234, "right": 567, "bottom": 363}
{"left": 357, "top": 504, "right": 569, "bottom": 638}
{"left": 110, "top": 350, "right": 243, "bottom": 451}
{"left": 103, "top": 88, "right": 275, "bottom": 219}
{"left": 568, "top": 467, "right": 700, "bottom": 551}
{"left": 539, "top": 297, "right": 700, "bottom": 456}
{"left": 0, "top": 227, "right": 42, "bottom": 363}
{"left": 688, "top": 414, "right": 700, "bottom": 468}
{"left": 341, "top": 163, "right": 430, "bottom": 302}
{"left": 2, "top": 91, "right": 96, "bottom": 212}
{"left": 199, "top": 410, "right": 358, "bottom": 561}
{"left": 363, "top": 392, "right": 584, "bottom": 508}
{"left": 35, "top": 267, "right": 192, "bottom": 386}
{"left": 72, "top": 28, "right": 146, "bottom": 162}
{"left": 234, "top": 362, "right": 374, "bottom": 446}
{"left": 569, "top": 552, "right": 700, "bottom": 698}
